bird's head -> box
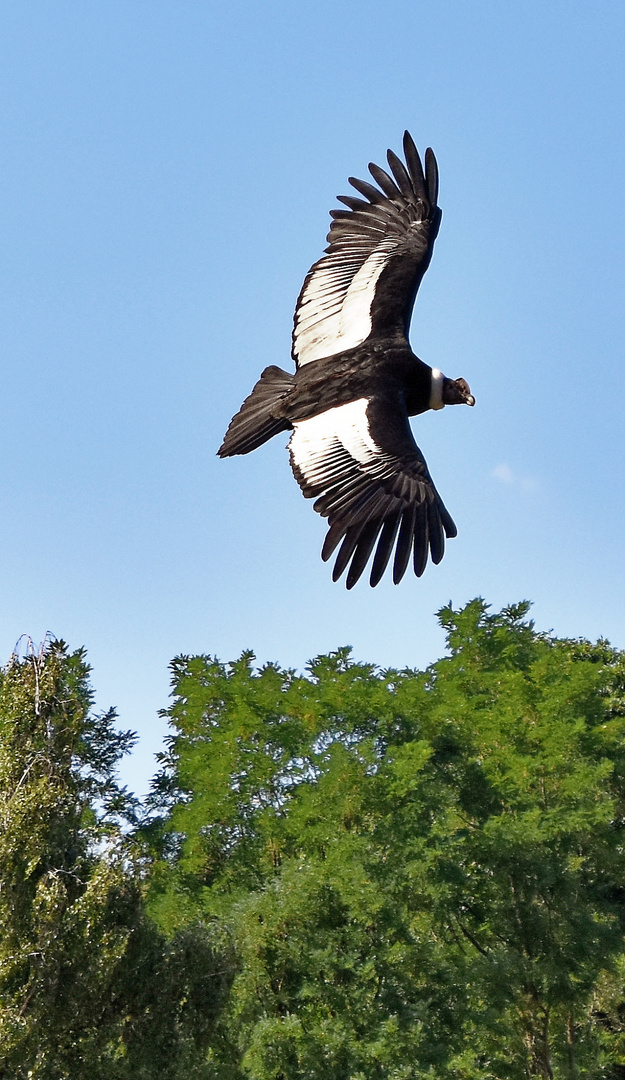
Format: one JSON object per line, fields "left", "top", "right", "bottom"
{"left": 442, "top": 376, "right": 475, "bottom": 407}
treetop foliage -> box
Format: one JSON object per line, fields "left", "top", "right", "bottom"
{"left": 144, "top": 599, "right": 625, "bottom": 1079}
{"left": 0, "top": 638, "right": 233, "bottom": 1080}
{"left": 3, "top": 604, "right": 625, "bottom": 1078}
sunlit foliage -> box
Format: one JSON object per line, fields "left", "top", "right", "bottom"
{"left": 0, "top": 640, "right": 231, "bottom": 1079}
{"left": 147, "top": 601, "right": 625, "bottom": 1078}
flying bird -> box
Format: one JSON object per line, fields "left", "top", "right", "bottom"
{"left": 218, "top": 132, "right": 474, "bottom": 588}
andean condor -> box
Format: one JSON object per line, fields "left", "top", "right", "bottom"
{"left": 218, "top": 132, "right": 475, "bottom": 588}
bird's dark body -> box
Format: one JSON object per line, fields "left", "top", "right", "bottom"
{"left": 218, "top": 132, "right": 474, "bottom": 587}
{"left": 277, "top": 338, "right": 432, "bottom": 426}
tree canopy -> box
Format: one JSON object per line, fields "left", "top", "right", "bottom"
{"left": 2, "top": 603, "right": 625, "bottom": 1077}
{"left": 146, "top": 600, "right": 625, "bottom": 1079}
{"left": 0, "top": 639, "right": 231, "bottom": 1080}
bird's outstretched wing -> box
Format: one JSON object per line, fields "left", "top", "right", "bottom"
{"left": 292, "top": 131, "right": 441, "bottom": 368}
{"left": 288, "top": 395, "right": 456, "bottom": 588}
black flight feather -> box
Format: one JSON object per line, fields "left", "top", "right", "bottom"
{"left": 413, "top": 503, "right": 430, "bottom": 577}
{"left": 347, "top": 175, "right": 387, "bottom": 204}
{"left": 332, "top": 527, "right": 362, "bottom": 581}
{"left": 369, "top": 510, "right": 402, "bottom": 587}
{"left": 393, "top": 506, "right": 417, "bottom": 585}
{"left": 345, "top": 518, "right": 384, "bottom": 589}
{"left": 425, "top": 148, "right": 439, "bottom": 207}
{"left": 386, "top": 149, "right": 415, "bottom": 200}
{"left": 367, "top": 162, "right": 402, "bottom": 201}
{"left": 427, "top": 500, "right": 445, "bottom": 565}
{"left": 402, "top": 131, "right": 427, "bottom": 200}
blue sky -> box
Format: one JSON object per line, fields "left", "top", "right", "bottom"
{"left": 1, "top": 1, "right": 624, "bottom": 795}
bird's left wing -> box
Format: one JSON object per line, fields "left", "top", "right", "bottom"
{"left": 288, "top": 395, "right": 456, "bottom": 588}
{"left": 292, "top": 131, "right": 441, "bottom": 368}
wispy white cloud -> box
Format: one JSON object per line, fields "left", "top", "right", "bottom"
{"left": 492, "top": 463, "right": 539, "bottom": 492}
{"left": 492, "top": 463, "right": 514, "bottom": 484}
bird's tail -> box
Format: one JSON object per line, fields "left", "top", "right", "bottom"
{"left": 218, "top": 365, "right": 294, "bottom": 456}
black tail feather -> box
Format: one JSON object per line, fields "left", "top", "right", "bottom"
{"left": 218, "top": 366, "right": 293, "bottom": 457}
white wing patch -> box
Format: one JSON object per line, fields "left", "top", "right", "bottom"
{"left": 287, "top": 395, "right": 456, "bottom": 588}
{"left": 293, "top": 240, "right": 397, "bottom": 366}
{"left": 289, "top": 399, "right": 381, "bottom": 489}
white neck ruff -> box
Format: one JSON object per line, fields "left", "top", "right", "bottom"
{"left": 429, "top": 368, "right": 445, "bottom": 411}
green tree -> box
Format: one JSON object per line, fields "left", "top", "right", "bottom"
{"left": 148, "top": 601, "right": 625, "bottom": 1079}
{"left": 0, "top": 638, "right": 232, "bottom": 1080}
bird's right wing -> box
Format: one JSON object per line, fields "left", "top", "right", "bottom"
{"left": 292, "top": 132, "right": 441, "bottom": 368}
{"left": 289, "top": 396, "right": 456, "bottom": 588}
